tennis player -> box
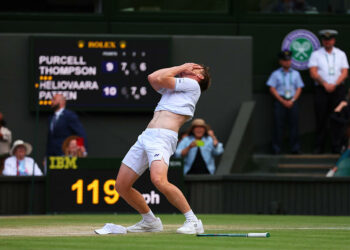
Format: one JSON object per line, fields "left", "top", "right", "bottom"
{"left": 115, "top": 63, "right": 211, "bottom": 234}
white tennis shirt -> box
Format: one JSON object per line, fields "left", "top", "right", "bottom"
{"left": 155, "top": 77, "right": 201, "bottom": 119}
{"left": 308, "top": 47, "right": 349, "bottom": 85}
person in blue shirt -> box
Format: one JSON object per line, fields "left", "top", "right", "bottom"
{"left": 174, "top": 119, "right": 224, "bottom": 174}
{"left": 266, "top": 50, "right": 304, "bottom": 154}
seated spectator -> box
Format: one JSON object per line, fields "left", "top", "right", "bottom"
{"left": 326, "top": 139, "right": 350, "bottom": 177}
{"left": 0, "top": 112, "right": 12, "bottom": 156}
{"left": 327, "top": 102, "right": 350, "bottom": 176}
{"left": 2, "top": 140, "right": 43, "bottom": 176}
{"left": 174, "top": 119, "right": 224, "bottom": 175}
{"left": 62, "top": 135, "right": 87, "bottom": 157}
{"left": 327, "top": 106, "right": 350, "bottom": 177}
{"left": 330, "top": 100, "right": 350, "bottom": 153}
{"left": 0, "top": 112, "right": 12, "bottom": 174}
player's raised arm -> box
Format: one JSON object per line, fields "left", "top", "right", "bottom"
{"left": 147, "top": 63, "right": 202, "bottom": 91}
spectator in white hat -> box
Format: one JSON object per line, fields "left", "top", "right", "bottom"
{"left": 2, "top": 140, "right": 43, "bottom": 176}
{"left": 175, "top": 118, "right": 224, "bottom": 174}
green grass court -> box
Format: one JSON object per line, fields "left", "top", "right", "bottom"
{"left": 0, "top": 214, "right": 349, "bottom": 249}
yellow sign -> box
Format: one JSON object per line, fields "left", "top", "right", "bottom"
{"left": 49, "top": 156, "right": 78, "bottom": 169}
{"left": 88, "top": 41, "right": 116, "bottom": 49}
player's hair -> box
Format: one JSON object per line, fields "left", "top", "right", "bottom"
{"left": 198, "top": 64, "right": 211, "bottom": 92}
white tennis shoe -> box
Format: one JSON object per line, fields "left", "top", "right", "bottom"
{"left": 176, "top": 219, "right": 204, "bottom": 234}
{"left": 127, "top": 217, "right": 163, "bottom": 232}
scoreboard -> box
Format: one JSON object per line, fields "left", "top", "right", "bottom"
{"left": 46, "top": 157, "right": 184, "bottom": 213}
{"left": 29, "top": 36, "right": 171, "bottom": 111}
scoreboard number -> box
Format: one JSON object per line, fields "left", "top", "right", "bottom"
{"left": 71, "top": 179, "right": 120, "bottom": 205}
{"left": 102, "top": 86, "right": 118, "bottom": 97}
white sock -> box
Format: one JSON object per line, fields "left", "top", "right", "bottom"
{"left": 184, "top": 210, "right": 198, "bottom": 222}
{"left": 141, "top": 210, "right": 157, "bottom": 222}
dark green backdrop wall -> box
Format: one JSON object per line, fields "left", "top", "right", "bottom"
{"left": 1, "top": 1, "right": 350, "bottom": 157}
{"left": 0, "top": 34, "right": 252, "bottom": 170}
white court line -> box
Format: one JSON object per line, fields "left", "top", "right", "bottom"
{"left": 1, "top": 226, "right": 350, "bottom": 237}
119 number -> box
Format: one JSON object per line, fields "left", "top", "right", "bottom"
{"left": 71, "top": 179, "right": 119, "bottom": 205}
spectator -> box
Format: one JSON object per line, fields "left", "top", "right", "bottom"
{"left": 330, "top": 98, "right": 350, "bottom": 152}
{"left": 62, "top": 135, "right": 87, "bottom": 157}
{"left": 324, "top": 97, "right": 350, "bottom": 177}
{"left": 0, "top": 112, "right": 12, "bottom": 173}
{"left": 267, "top": 50, "right": 304, "bottom": 154}
{"left": 47, "top": 94, "right": 87, "bottom": 156}
{"left": 308, "top": 29, "right": 349, "bottom": 153}
{"left": 0, "top": 112, "right": 12, "bottom": 156}
{"left": 326, "top": 137, "right": 350, "bottom": 177}
{"left": 2, "top": 140, "right": 43, "bottom": 176}
{"left": 174, "top": 119, "right": 224, "bottom": 174}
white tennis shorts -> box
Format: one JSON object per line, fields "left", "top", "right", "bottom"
{"left": 122, "top": 128, "right": 178, "bottom": 175}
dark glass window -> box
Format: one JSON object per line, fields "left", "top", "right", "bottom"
{"left": 115, "top": 0, "right": 229, "bottom": 13}
{"left": 0, "top": 0, "right": 102, "bottom": 13}
{"left": 246, "top": 0, "right": 350, "bottom": 14}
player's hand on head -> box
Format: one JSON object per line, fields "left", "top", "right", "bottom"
{"left": 183, "top": 69, "right": 197, "bottom": 76}
{"left": 182, "top": 63, "right": 201, "bottom": 71}
{"left": 180, "top": 63, "right": 200, "bottom": 77}
{"left": 182, "top": 63, "right": 196, "bottom": 67}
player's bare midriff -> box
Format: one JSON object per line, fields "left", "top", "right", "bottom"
{"left": 147, "top": 110, "right": 189, "bottom": 133}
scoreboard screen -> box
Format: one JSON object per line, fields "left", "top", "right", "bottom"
{"left": 29, "top": 36, "right": 171, "bottom": 111}
{"left": 47, "top": 157, "right": 184, "bottom": 213}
